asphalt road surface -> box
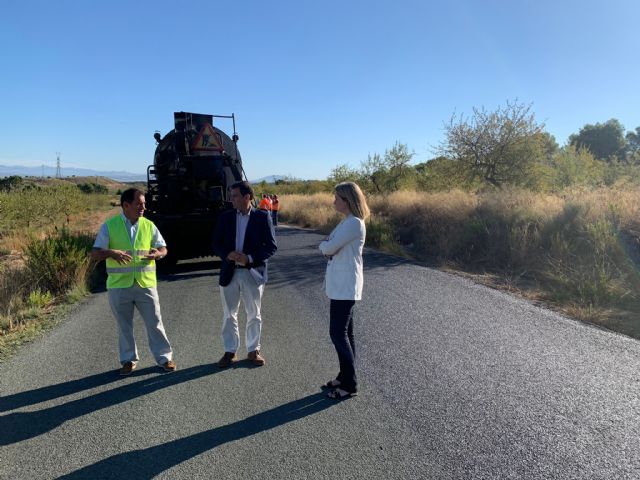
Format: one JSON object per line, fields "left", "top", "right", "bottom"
{"left": 1, "top": 225, "right": 640, "bottom": 479}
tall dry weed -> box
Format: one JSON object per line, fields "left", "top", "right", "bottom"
{"left": 0, "top": 231, "right": 31, "bottom": 255}
{"left": 279, "top": 193, "right": 341, "bottom": 233}
{"left": 562, "top": 188, "right": 640, "bottom": 227}
{"left": 281, "top": 188, "right": 640, "bottom": 322}
{"left": 373, "top": 190, "right": 478, "bottom": 259}
{"left": 0, "top": 266, "right": 31, "bottom": 331}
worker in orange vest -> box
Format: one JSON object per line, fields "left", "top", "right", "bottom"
{"left": 270, "top": 194, "right": 280, "bottom": 226}
{"left": 258, "top": 193, "right": 272, "bottom": 212}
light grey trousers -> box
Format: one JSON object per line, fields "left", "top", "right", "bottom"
{"left": 219, "top": 269, "right": 265, "bottom": 353}
{"left": 108, "top": 284, "right": 173, "bottom": 365}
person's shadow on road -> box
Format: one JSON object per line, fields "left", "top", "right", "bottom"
{"left": 0, "top": 364, "right": 219, "bottom": 445}
{"left": 57, "top": 392, "right": 335, "bottom": 480}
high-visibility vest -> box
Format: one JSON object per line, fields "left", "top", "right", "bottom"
{"left": 105, "top": 215, "right": 157, "bottom": 289}
{"left": 259, "top": 197, "right": 272, "bottom": 210}
{"left": 271, "top": 199, "right": 280, "bottom": 211}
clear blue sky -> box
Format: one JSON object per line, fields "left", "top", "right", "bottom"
{"left": 1, "top": 0, "right": 638, "bottom": 180}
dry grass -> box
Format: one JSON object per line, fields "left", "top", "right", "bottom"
{"left": 279, "top": 193, "right": 342, "bottom": 233}
{"left": 0, "top": 206, "right": 118, "bottom": 260}
{"left": 68, "top": 206, "right": 121, "bottom": 234}
{"left": 555, "top": 188, "right": 640, "bottom": 230}
{"left": 280, "top": 188, "right": 640, "bottom": 339}
{"left": 0, "top": 202, "right": 117, "bottom": 355}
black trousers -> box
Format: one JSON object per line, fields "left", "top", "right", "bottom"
{"left": 329, "top": 299, "right": 357, "bottom": 392}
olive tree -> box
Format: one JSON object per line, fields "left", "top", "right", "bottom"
{"left": 356, "top": 142, "right": 415, "bottom": 193}
{"left": 383, "top": 142, "right": 415, "bottom": 191}
{"left": 359, "top": 153, "right": 386, "bottom": 194}
{"left": 328, "top": 164, "right": 359, "bottom": 185}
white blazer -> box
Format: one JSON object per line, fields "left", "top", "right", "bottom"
{"left": 319, "top": 214, "right": 366, "bottom": 300}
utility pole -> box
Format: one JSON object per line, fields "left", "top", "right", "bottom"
{"left": 55, "top": 152, "right": 61, "bottom": 178}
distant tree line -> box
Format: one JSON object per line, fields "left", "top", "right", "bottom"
{"left": 76, "top": 182, "right": 108, "bottom": 194}
{"left": 0, "top": 176, "right": 25, "bottom": 192}
{"left": 324, "top": 100, "right": 640, "bottom": 194}
{"left": 0, "top": 177, "right": 109, "bottom": 195}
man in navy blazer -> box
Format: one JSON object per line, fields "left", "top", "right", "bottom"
{"left": 213, "top": 181, "right": 277, "bottom": 367}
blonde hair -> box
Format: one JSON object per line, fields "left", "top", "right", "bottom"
{"left": 335, "top": 182, "right": 370, "bottom": 219}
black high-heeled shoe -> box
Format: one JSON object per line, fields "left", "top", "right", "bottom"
{"left": 327, "top": 388, "right": 358, "bottom": 400}
{"left": 322, "top": 379, "right": 341, "bottom": 389}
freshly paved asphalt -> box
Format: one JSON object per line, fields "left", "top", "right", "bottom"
{"left": 1, "top": 225, "right": 639, "bottom": 479}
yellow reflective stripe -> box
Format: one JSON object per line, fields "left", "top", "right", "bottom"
{"left": 138, "top": 266, "right": 156, "bottom": 272}
{"left": 136, "top": 249, "right": 149, "bottom": 256}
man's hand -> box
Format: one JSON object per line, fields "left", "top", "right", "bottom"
{"left": 143, "top": 248, "right": 159, "bottom": 260}
{"left": 111, "top": 249, "right": 133, "bottom": 264}
{"left": 143, "top": 247, "right": 167, "bottom": 260}
{"left": 227, "top": 250, "right": 249, "bottom": 266}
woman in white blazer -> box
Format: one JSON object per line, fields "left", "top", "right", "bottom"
{"left": 319, "top": 182, "right": 369, "bottom": 399}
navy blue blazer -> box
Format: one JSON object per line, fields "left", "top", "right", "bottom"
{"left": 213, "top": 207, "right": 277, "bottom": 287}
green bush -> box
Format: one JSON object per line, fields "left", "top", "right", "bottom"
{"left": 24, "top": 229, "right": 94, "bottom": 295}
{"left": 366, "top": 217, "right": 403, "bottom": 255}
{"left": 77, "top": 183, "right": 109, "bottom": 194}
{"left": 0, "top": 176, "right": 23, "bottom": 192}
{"left": 27, "top": 289, "right": 54, "bottom": 308}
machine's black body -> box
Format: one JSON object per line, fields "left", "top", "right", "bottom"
{"left": 145, "top": 112, "right": 244, "bottom": 265}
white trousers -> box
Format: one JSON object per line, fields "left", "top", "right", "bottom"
{"left": 219, "top": 269, "right": 265, "bottom": 353}
{"left": 108, "top": 284, "right": 173, "bottom": 365}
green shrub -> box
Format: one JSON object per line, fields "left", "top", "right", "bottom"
{"left": 24, "top": 229, "right": 94, "bottom": 295}
{"left": 27, "top": 289, "right": 54, "bottom": 308}
{"left": 77, "top": 183, "right": 109, "bottom": 194}
{"left": 366, "top": 217, "right": 403, "bottom": 256}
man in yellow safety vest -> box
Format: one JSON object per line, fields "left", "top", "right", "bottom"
{"left": 91, "top": 188, "right": 176, "bottom": 375}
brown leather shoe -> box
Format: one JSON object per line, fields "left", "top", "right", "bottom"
{"left": 162, "top": 360, "right": 176, "bottom": 372}
{"left": 247, "top": 350, "right": 265, "bottom": 366}
{"left": 119, "top": 361, "right": 136, "bottom": 376}
{"left": 217, "top": 352, "right": 237, "bottom": 368}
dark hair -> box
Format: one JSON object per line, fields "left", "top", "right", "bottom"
{"left": 231, "top": 181, "right": 254, "bottom": 200}
{"left": 120, "top": 188, "right": 145, "bottom": 207}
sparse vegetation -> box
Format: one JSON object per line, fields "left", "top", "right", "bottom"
{"left": 0, "top": 177, "right": 125, "bottom": 360}
{"left": 24, "top": 228, "right": 95, "bottom": 295}
{"left": 279, "top": 187, "right": 640, "bottom": 339}
{"left": 270, "top": 101, "right": 640, "bottom": 338}
{"left": 2, "top": 101, "right": 639, "bottom": 359}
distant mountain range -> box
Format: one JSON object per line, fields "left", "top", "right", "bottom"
{"left": 0, "top": 164, "right": 147, "bottom": 182}
{"left": 0, "top": 164, "right": 289, "bottom": 184}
